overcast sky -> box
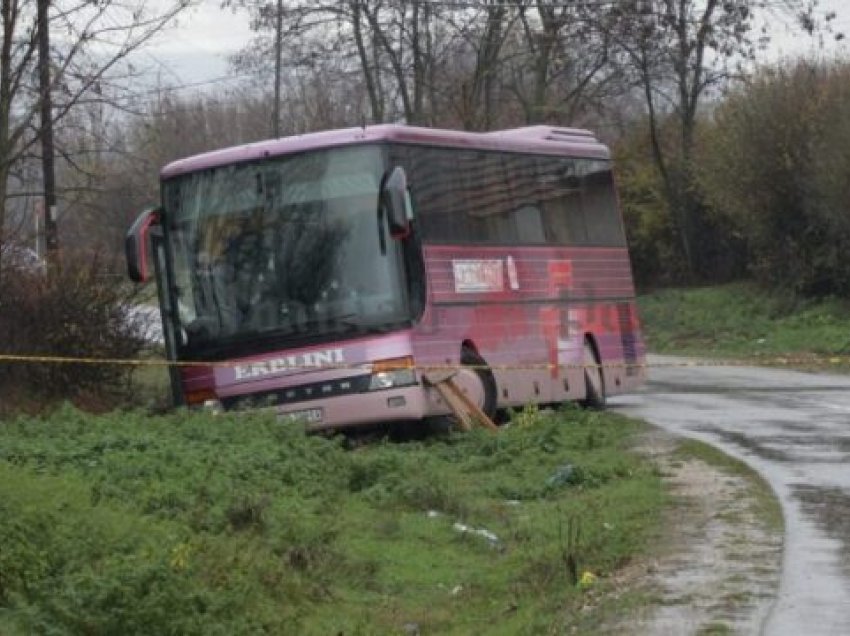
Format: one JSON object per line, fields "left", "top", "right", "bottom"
{"left": 134, "top": 4, "right": 254, "bottom": 87}
{"left": 137, "top": 0, "right": 849, "bottom": 94}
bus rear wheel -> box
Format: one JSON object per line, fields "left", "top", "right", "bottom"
{"left": 580, "top": 340, "right": 606, "bottom": 410}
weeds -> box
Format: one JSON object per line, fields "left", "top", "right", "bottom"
{"left": 560, "top": 513, "right": 582, "bottom": 586}
{"left": 0, "top": 405, "right": 663, "bottom": 634}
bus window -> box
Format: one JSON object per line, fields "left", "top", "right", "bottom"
{"left": 534, "top": 157, "right": 587, "bottom": 245}
{"left": 398, "top": 146, "right": 624, "bottom": 248}
{"left": 514, "top": 205, "right": 546, "bottom": 243}
{"left": 582, "top": 161, "right": 626, "bottom": 246}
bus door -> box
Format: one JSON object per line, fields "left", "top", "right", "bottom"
{"left": 151, "top": 229, "right": 184, "bottom": 406}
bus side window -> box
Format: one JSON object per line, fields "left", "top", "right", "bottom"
{"left": 514, "top": 205, "right": 546, "bottom": 243}
{"left": 582, "top": 161, "right": 626, "bottom": 246}
{"left": 462, "top": 150, "right": 514, "bottom": 243}
{"left": 406, "top": 147, "right": 466, "bottom": 242}
{"left": 537, "top": 157, "right": 587, "bottom": 245}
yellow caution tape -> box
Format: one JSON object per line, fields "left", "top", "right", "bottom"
{"left": 0, "top": 353, "right": 847, "bottom": 370}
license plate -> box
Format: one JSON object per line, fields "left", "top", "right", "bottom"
{"left": 278, "top": 407, "right": 323, "bottom": 424}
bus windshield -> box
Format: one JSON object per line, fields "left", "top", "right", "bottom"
{"left": 163, "top": 145, "right": 411, "bottom": 356}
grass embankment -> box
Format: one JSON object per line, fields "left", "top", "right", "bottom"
{"left": 639, "top": 282, "right": 850, "bottom": 366}
{"left": 0, "top": 407, "right": 663, "bottom": 634}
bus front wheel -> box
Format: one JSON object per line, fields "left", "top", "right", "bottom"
{"left": 424, "top": 348, "right": 497, "bottom": 435}
{"left": 580, "top": 340, "right": 606, "bottom": 410}
{"left": 461, "top": 347, "right": 498, "bottom": 421}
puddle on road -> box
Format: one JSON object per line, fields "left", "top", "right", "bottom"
{"left": 769, "top": 435, "right": 850, "bottom": 451}
{"left": 767, "top": 420, "right": 825, "bottom": 434}
{"left": 793, "top": 485, "right": 850, "bottom": 575}
{"left": 694, "top": 427, "right": 850, "bottom": 465}
{"left": 697, "top": 427, "right": 796, "bottom": 463}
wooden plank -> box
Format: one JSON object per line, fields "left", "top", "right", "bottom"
{"left": 430, "top": 379, "right": 474, "bottom": 431}
{"left": 442, "top": 379, "right": 499, "bottom": 432}
{"left": 423, "top": 371, "right": 499, "bottom": 433}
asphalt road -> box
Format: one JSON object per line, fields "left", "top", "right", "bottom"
{"left": 614, "top": 355, "right": 850, "bottom": 636}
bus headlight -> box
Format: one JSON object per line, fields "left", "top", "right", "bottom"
{"left": 185, "top": 387, "right": 221, "bottom": 411}
{"left": 202, "top": 399, "right": 223, "bottom": 414}
{"left": 369, "top": 356, "right": 416, "bottom": 391}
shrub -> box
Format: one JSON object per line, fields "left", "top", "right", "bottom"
{"left": 614, "top": 128, "right": 688, "bottom": 287}
{"left": 698, "top": 60, "right": 850, "bottom": 297}
{"left": 0, "top": 252, "right": 149, "bottom": 411}
{"left": 614, "top": 120, "right": 747, "bottom": 287}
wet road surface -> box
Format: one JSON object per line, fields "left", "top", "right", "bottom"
{"left": 614, "top": 355, "right": 850, "bottom": 635}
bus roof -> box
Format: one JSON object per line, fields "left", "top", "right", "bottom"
{"left": 160, "top": 124, "right": 610, "bottom": 179}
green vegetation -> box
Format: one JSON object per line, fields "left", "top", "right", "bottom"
{"left": 0, "top": 255, "right": 149, "bottom": 416}
{"left": 0, "top": 406, "right": 663, "bottom": 634}
{"left": 698, "top": 61, "right": 850, "bottom": 297}
{"left": 639, "top": 283, "right": 850, "bottom": 365}
{"left": 620, "top": 61, "right": 850, "bottom": 293}
{"left": 675, "top": 439, "right": 783, "bottom": 533}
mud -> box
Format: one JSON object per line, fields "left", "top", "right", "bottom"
{"left": 611, "top": 430, "right": 782, "bottom": 635}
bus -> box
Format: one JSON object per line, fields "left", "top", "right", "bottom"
{"left": 126, "top": 125, "right": 645, "bottom": 430}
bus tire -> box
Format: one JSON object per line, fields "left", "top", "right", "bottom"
{"left": 580, "top": 339, "right": 606, "bottom": 410}
{"left": 461, "top": 347, "right": 498, "bottom": 421}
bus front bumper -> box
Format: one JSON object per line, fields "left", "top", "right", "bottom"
{"left": 276, "top": 384, "right": 429, "bottom": 431}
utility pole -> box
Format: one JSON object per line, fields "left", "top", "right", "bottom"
{"left": 273, "top": 0, "right": 283, "bottom": 138}
{"left": 37, "top": 0, "right": 58, "bottom": 255}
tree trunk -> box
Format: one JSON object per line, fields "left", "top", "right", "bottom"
{"left": 365, "top": 5, "right": 413, "bottom": 122}
{"left": 0, "top": 0, "right": 15, "bottom": 284}
{"left": 411, "top": 0, "right": 425, "bottom": 123}
{"left": 351, "top": 1, "right": 383, "bottom": 122}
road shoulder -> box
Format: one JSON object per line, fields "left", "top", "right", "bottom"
{"left": 609, "top": 428, "right": 783, "bottom": 634}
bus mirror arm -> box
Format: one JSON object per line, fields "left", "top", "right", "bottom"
{"left": 125, "top": 206, "right": 161, "bottom": 283}
{"left": 381, "top": 166, "right": 411, "bottom": 241}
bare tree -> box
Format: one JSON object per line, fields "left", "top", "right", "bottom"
{"left": 54, "top": 87, "right": 280, "bottom": 265}
{"left": 228, "top": 0, "right": 640, "bottom": 133}
{"left": 229, "top": 0, "right": 511, "bottom": 128}
{"left": 605, "top": 0, "right": 835, "bottom": 277}
{"left": 0, "top": 0, "right": 188, "bottom": 280}
{"left": 498, "top": 0, "right": 628, "bottom": 125}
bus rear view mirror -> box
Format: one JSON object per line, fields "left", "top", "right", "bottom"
{"left": 125, "top": 206, "right": 161, "bottom": 283}
{"left": 381, "top": 166, "right": 411, "bottom": 240}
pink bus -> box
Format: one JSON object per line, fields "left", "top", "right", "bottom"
{"left": 126, "top": 125, "right": 645, "bottom": 429}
